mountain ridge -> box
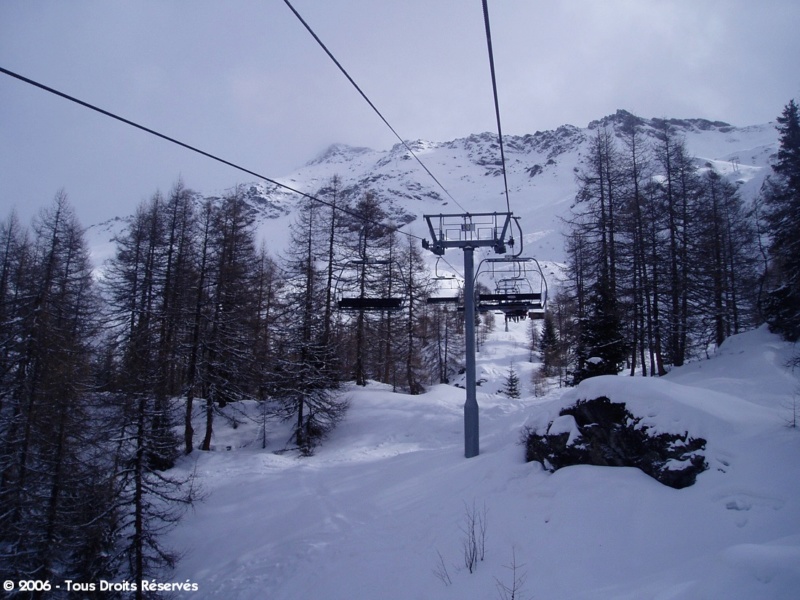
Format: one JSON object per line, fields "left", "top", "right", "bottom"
{"left": 87, "top": 111, "right": 778, "bottom": 267}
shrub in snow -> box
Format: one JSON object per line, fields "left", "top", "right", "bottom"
{"left": 523, "top": 397, "right": 707, "bottom": 489}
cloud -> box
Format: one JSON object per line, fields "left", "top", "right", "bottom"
{"left": 1, "top": 0, "right": 798, "bottom": 226}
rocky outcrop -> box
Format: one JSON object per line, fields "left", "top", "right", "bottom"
{"left": 523, "top": 397, "right": 707, "bottom": 489}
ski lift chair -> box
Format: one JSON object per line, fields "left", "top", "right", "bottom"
{"left": 475, "top": 257, "right": 547, "bottom": 318}
{"left": 426, "top": 258, "right": 462, "bottom": 305}
{"left": 336, "top": 259, "right": 405, "bottom": 312}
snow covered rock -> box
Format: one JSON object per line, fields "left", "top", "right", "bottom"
{"left": 523, "top": 396, "right": 708, "bottom": 489}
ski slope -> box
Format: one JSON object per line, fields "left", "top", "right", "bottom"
{"left": 169, "top": 323, "right": 800, "bottom": 599}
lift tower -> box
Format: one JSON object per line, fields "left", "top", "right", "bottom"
{"left": 423, "top": 213, "right": 512, "bottom": 458}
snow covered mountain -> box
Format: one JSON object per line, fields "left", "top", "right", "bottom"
{"left": 87, "top": 110, "right": 779, "bottom": 271}
{"left": 246, "top": 110, "right": 778, "bottom": 263}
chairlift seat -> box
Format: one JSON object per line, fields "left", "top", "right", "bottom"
{"left": 426, "top": 295, "right": 461, "bottom": 305}
{"left": 338, "top": 297, "right": 404, "bottom": 312}
{"left": 479, "top": 292, "right": 542, "bottom": 303}
{"left": 478, "top": 292, "right": 542, "bottom": 314}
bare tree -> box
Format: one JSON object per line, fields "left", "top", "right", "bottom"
{"left": 0, "top": 193, "right": 102, "bottom": 586}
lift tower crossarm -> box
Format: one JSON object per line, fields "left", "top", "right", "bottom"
{"left": 423, "top": 212, "right": 512, "bottom": 255}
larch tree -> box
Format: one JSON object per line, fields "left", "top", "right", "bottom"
{"left": 0, "top": 194, "right": 104, "bottom": 587}
{"left": 425, "top": 299, "right": 464, "bottom": 385}
{"left": 538, "top": 311, "right": 559, "bottom": 378}
{"left": 618, "top": 115, "right": 659, "bottom": 375}
{"left": 568, "top": 127, "right": 628, "bottom": 382}
{"left": 693, "top": 170, "right": 759, "bottom": 349}
{"left": 273, "top": 195, "right": 346, "bottom": 455}
{"left": 183, "top": 199, "right": 213, "bottom": 455}
{"left": 394, "top": 236, "right": 431, "bottom": 395}
{"left": 340, "top": 191, "right": 392, "bottom": 386}
{"left": 199, "top": 187, "right": 260, "bottom": 450}
{"left": 101, "top": 191, "right": 197, "bottom": 592}
{"left": 655, "top": 124, "right": 699, "bottom": 367}
{"left": 562, "top": 114, "right": 763, "bottom": 380}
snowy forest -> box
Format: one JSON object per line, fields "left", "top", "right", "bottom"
{"left": 538, "top": 104, "right": 800, "bottom": 386}
{"left": 0, "top": 100, "right": 798, "bottom": 594}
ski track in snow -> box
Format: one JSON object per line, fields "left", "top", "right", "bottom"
{"left": 167, "top": 323, "right": 800, "bottom": 599}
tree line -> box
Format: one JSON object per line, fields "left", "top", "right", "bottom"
{"left": 0, "top": 175, "right": 465, "bottom": 595}
{"left": 539, "top": 102, "right": 800, "bottom": 384}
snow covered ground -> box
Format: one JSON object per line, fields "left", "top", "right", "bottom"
{"left": 169, "top": 323, "right": 800, "bottom": 599}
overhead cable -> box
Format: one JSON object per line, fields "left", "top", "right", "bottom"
{"left": 281, "top": 0, "right": 467, "bottom": 214}
{"left": 0, "top": 65, "right": 425, "bottom": 242}
{"left": 481, "top": 0, "right": 512, "bottom": 214}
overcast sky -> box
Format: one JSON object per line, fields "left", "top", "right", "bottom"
{"left": 1, "top": 0, "right": 799, "bottom": 226}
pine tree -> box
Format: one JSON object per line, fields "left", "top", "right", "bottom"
{"left": 762, "top": 99, "right": 800, "bottom": 341}
{"left": 502, "top": 363, "right": 521, "bottom": 398}
{"left": 539, "top": 311, "right": 559, "bottom": 377}
{"left": 573, "top": 281, "right": 627, "bottom": 384}
{"left": 568, "top": 126, "right": 628, "bottom": 382}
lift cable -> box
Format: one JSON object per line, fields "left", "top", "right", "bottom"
{"left": 0, "top": 64, "right": 428, "bottom": 244}
{"left": 481, "top": 0, "right": 512, "bottom": 215}
{"left": 282, "top": 0, "right": 467, "bottom": 214}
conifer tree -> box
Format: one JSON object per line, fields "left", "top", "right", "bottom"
{"left": 272, "top": 194, "right": 347, "bottom": 455}
{"left": 618, "top": 116, "right": 660, "bottom": 375}
{"left": 568, "top": 126, "right": 628, "bottom": 381}
{"left": 693, "top": 170, "right": 759, "bottom": 347}
{"left": 182, "top": 198, "right": 216, "bottom": 454}
{"left": 340, "top": 192, "right": 392, "bottom": 386}
{"left": 502, "top": 363, "right": 521, "bottom": 398}
{"left": 655, "top": 125, "right": 700, "bottom": 366}
{"left": 565, "top": 114, "right": 763, "bottom": 377}
{"left": 0, "top": 193, "right": 104, "bottom": 586}
{"left": 538, "top": 311, "right": 559, "bottom": 377}
{"left": 762, "top": 99, "right": 800, "bottom": 340}
{"left": 101, "top": 190, "right": 197, "bottom": 589}
{"left": 395, "top": 236, "right": 431, "bottom": 394}
{"left": 573, "top": 281, "right": 627, "bottom": 383}
{"left": 199, "top": 187, "right": 260, "bottom": 450}
{"left": 425, "top": 301, "right": 464, "bottom": 385}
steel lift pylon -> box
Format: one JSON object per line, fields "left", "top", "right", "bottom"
{"left": 422, "top": 212, "right": 512, "bottom": 458}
